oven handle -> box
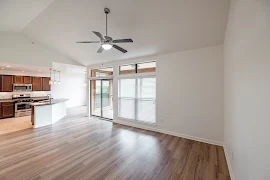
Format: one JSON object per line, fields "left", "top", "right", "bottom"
{"left": 15, "top": 102, "right": 33, "bottom": 105}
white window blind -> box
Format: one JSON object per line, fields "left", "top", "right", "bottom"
{"left": 118, "top": 77, "right": 156, "bottom": 124}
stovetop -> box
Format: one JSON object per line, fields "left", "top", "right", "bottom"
{"left": 14, "top": 99, "right": 34, "bottom": 103}
{"left": 12, "top": 94, "right": 34, "bottom": 103}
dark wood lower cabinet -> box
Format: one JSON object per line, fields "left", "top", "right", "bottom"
{"left": 1, "top": 102, "right": 14, "bottom": 118}
{"left": 0, "top": 103, "right": 2, "bottom": 119}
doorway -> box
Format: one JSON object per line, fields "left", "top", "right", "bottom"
{"left": 91, "top": 79, "right": 113, "bottom": 120}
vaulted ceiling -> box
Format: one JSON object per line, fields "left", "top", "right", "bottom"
{"left": 0, "top": 0, "right": 55, "bottom": 32}
{"left": 0, "top": 0, "right": 230, "bottom": 66}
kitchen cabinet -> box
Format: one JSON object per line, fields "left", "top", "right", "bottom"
{"left": 0, "top": 75, "right": 13, "bottom": 92}
{"left": 0, "top": 103, "right": 2, "bottom": 119}
{"left": 32, "top": 77, "right": 42, "bottom": 91}
{"left": 2, "top": 102, "right": 14, "bottom": 118}
{"left": 23, "top": 76, "right": 31, "bottom": 84}
{"left": 13, "top": 76, "right": 23, "bottom": 84}
{"left": 14, "top": 76, "right": 32, "bottom": 84}
{"left": 42, "top": 77, "right": 51, "bottom": 91}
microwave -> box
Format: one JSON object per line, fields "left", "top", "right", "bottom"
{"left": 13, "top": 84, "right": 32, "bottom": 92}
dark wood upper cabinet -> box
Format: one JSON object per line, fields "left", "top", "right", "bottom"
{"left": 0, "top": 75, "right": 13, "bottom": 92}
{"left": 14, "top": 76, "right": 32, "bottom": 84}
{"left": 32, "top": 77, "right": 42, "bottom": 91}
{"left": 23, "top": 76, "right": 31, "bottom": 84}
{"left": 13, "top": 76, "right": 23, "bottom": 84}
{"left": 42, "top": 77, "right": 51, "bottom": 91}
{"left": 2, "top": 102, "right": 14, "bottom": 118}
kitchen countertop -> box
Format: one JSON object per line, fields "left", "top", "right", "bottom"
{"left": 0, "top": 99, "right": 15, "bottom": 103}
{"left": 30, "top": 98, "right": 69, "bottom": 106}
{"left": 0, "top": 96, "right": 49, "bottom": 103}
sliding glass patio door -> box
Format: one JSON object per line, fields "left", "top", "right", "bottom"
{"left": 91, "top": 79, "right": 113, "bottom": 119}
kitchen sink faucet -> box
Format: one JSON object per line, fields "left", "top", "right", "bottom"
{"left": 47, "top": 94, "right": 52, "bottom": 104}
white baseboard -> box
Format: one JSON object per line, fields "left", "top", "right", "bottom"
{"left": 114, "top": 119, "right": 235, "bottom": 179}
{"left": 113, "top": 119, "right": 223, "bottom": 146}
{"left": 223, "top": 145, "right": 235, "bottom": 180}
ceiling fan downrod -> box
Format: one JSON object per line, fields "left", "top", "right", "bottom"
{"left": 104, "top": 8, "right": 110, "bottom": 37}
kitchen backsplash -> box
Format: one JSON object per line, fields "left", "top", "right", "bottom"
{"left": 0, "top": 91, "right": 51, "bottom": 99}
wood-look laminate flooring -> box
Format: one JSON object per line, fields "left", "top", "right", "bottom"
{"left": 0, "top": 107, "right": 230, "bottom": 180}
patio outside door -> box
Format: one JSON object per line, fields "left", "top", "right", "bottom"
{"left": 91, "top": 79, "right": 113, "bottom": 119}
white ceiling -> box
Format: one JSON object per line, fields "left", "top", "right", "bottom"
{"left": 0, "top": 62, "right": 86, "bottom": 75}
{"left": 2, "top": 0, "right": 230, "bottom": 66}
{"left": 0, "top": 63, "right": 51, "bottom": 73}
{"left": 0, "top": 0, "right": 55, "bottom": 32}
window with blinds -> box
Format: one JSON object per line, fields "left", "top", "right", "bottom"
{"left": 118, "top": 77, "right": 156, "bottom": 124}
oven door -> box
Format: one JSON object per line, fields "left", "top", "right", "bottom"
{"left": 15, "top": 103, "right": 32, "bottom": 117}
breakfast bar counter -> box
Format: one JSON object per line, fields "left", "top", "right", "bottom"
{"left": 31, "top": 98, "right": 69, "bottom": 128}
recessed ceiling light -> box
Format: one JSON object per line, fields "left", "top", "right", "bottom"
{"left": 38, "top": 70, "right": 42, "bottom": 72}
{"left": 6, "top": 65, "right": 11, "bottom": 68}
{"left": 1, "top": 68, "right": 4, "bottom": 70}
{"left": 22, "top": 71, "right": 24, "bottom": 72}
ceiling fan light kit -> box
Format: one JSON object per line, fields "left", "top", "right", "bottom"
{"left": 76, "top": 8, "right": 133, "bottom": 53}
{"left": 102, "top": 43, "right": 112, "bottom": 50}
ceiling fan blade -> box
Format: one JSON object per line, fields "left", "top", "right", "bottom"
{"left": 112, "top": 39, "right": 133, "bottom": 43}
{"left": 76, "top": 41, "right": 100, "bottom": 43}
{"left": 113, "top": 44, "right": 127, "bottom": 53}
{"left": 97, "top": 46, "right": 104, "bottom": 53}
{"left": 92, "top": 31, "right": 104, "bottom": 40}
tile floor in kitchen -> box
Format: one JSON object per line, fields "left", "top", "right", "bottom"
{"left": 0, "top": 116, "right": 32, "bottom": 135}
{"left": 0, "top": 106, "right": 88, "bottom": 135}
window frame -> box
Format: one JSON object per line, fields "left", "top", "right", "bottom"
{"left": 90, "top": 67, "right": 114, "bottom": 77}
{"left": 119, "top": 61, "right": 156, "bottom": 75}
{"left": 117, "top": 75, "right": 156, "bottom": 125}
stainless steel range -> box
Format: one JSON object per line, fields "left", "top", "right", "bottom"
{"left": 12, "top": 94, "right": 34, "bottom": 117}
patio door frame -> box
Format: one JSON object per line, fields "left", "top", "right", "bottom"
{"left": 90, "top": 77, "right": 113, "bottom": 120}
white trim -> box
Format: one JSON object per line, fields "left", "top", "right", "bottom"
{"left": 223, "top": 145, "right": 235, "bottom": 180}
{"left": 88, "top": 76, "right": 113, "bottom": 80}
{"left": 117, "top": 117, "right": 157, "bottom": 126}
{"left": 113, "top": 119, "right": 223, "bottom": 146}
{"left": 117, "top": 72, "right": 156, "bottom": 79}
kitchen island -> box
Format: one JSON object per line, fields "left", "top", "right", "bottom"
{"left": 31, "top": 99, "right": 69, "bottom": 128}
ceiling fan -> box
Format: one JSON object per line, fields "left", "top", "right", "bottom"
{"left": 76, "top": 8, "right": 133, "bottom": 53}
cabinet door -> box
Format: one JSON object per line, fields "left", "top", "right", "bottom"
{"left": 13, "top": 76, "right": 23, "bottom": 84}
{"left": 0, "top": 103, "right": 2, "bottom": 119}
{"left": 23, "top": 76, "right": 31, "bottom": 84}
{"left": 1, "top": 75, "right": 13, "bottom": 92}
{"left": 32, "top": 77, "right": 42, "bottom": 91}
{"left": 2, "top": 102, "right": 14, "bottom": 118}
{"left": 42, "top": 77, "right": 51, "bottom": 91}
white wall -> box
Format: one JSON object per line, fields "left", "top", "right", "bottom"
{"left": 224, "top": 0, "right": 270, "bottom": 180}
{"left": 51, "top": 71, "right": 86, "bottom": 108}
{"left": 0, "top": 32, "right": 81, "bottom": 67}
{"left": 88, "top": 45, "right": 224, "bottom": 145}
